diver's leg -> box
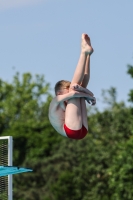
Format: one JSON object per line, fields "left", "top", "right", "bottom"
{"left": 65, "top": 34, "right": 93, "bottom": 130}
{"left": 65, "top": 98, "right": 82, "bottom": 130}
{"left": 81, "top": 54, "right": 91, "bottom": 88}
{"left": 70, "top": 34, "right": 93, "bottom": 87}
{"left": 80, "top": 98, "right": 88, "bottom": 130}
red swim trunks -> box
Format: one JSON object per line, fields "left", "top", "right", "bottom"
{"left": 64, "top": 124, "right": 88, "bottom": 140}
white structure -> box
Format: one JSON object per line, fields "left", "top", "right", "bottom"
{"left": 0, "top": 136, "right": 13, "bottom": 200}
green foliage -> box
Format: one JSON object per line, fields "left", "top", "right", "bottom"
{"left": 127, "top": 65, "right": 133, "bottom": 103}
{"left": 0, "top": 72, "right": 62, "bottom": 199}
{"left": 108, "top": 137, "right": 133, "bottom": 200}
{"left": 102, "top": 87, "right": 117, "bottom": 107}
{"left": 0, "top": 68, "right": 133, "bottom": 200}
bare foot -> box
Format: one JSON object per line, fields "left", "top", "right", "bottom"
{"left": 81, "top": 33, "right": 94, "bottom": 55}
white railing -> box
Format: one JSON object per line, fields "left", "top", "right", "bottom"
{"left": 0, "top": 136, "right": 13, "bottom": 200}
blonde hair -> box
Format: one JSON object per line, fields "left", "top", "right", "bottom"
{"left": 54, "top": 80, "right": 71, "bottom": 95}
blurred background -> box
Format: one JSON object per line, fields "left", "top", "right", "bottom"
{"left": 0, "top": 0, "right": 133, "bottom": 200}
{"left": 0, "top": 0, "right": 133, "bottom": 110}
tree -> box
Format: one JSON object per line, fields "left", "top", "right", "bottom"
{"left": 0, "top": 73, "right": 62, "bottom": 199}
{"left": 0, "top": 67, "right": 133, "bottom": 200}
{"left": 108, "top": 137, "right": 133, "bottom": 200}
{"left": 127, "top": 64, "right": 133, "bottom": 103}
